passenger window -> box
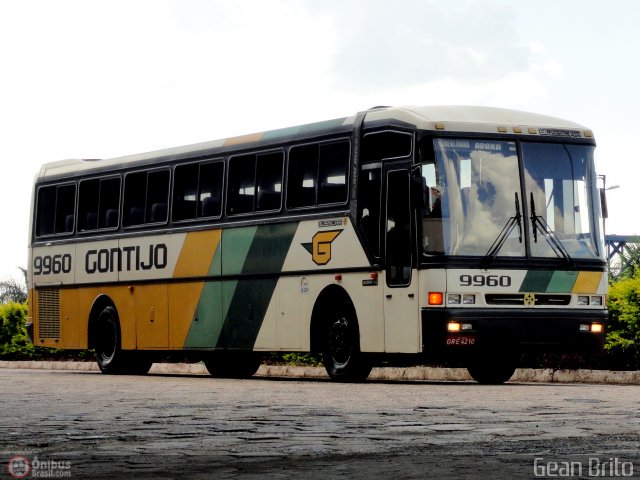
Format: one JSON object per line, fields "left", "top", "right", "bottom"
{"left": 287, "top": 139, "right": 350, "bottom": 209}
{"left": 123, "top": 169, "right": 169, "bottom": 227}
{"left": 78, "top": 177, "right": 121, "bottom": 231}
{"left": 318, "top": 141, "right": 349, "bottom": 205}
{"left": 198, "top": 162, "right": 224, "bottom": 218}
{"left": 287, "top": 144, "right": 318, "bottom": 208}
{"left": 174, "top": 161, "right": 224, "bottom": 221}
{"left": 228, "top": 151, "right": 283, "bottom": 215}
{"left": 256, "top": 152, "right": 283, "bottom": 212}
{"left": 36, "top": 184, "right": 77, "bottom": 237}
{"left": 227, "top": 154, "right": 256, "bottom": 215}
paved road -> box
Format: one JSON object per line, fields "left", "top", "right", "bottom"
{"left": 0, "top": 368, "right": 638, "bottom": 479}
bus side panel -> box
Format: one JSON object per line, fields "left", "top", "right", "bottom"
{"left": 59, "top": 289, "right": 82, "bottom": 348}
{"left": 173, "top": 230, "right": 222, "bottom": 349}
{"left": 134, "top": 284, "right": 169, "bottom": 349}
{"left": 349, "top": 272, "right": 385, "bottom": 353}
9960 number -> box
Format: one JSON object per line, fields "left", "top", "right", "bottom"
{"left": 33, "top": 254, "right": 72, "bottom": 275}
{"left": 459, "top": 274, "right": 511, "bottom": 287}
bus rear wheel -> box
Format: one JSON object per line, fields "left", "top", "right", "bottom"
{"left": 204, "top": 352, "right": 262, "bottom": 379}
{"left": 94, "top": 305, "right": 152, "bottom": 375}
{"left": 322, "top": 312, "right": 371, "bottom": 382}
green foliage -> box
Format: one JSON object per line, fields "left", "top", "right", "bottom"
{"left": 605, "top": 276, "right": 640, "bottom": 369}
{"left": 281, "top": 352, "right": 322, "bottom": 366}
{"left": 0, "top": 302, "right": 64, "bottom": 359}
{"left": 0, "top": 303, "right": 36, "bottom": 358}
{"left": 265, "top": 352, "right": 322, "bottom": 366}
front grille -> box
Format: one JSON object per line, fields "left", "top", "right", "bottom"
{"left": 37, "top": 288, "right": 60, "bottom": 339}
{"left": 485, "top": 294, "right": 571, "bottom": 306}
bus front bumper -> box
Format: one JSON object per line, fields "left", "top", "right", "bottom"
{"left": 422, "top": 308, "right": 608, "bottom": 355}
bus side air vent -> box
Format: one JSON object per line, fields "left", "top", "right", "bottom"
{"left": 38, "top": 288, "right": 61, "bottom": 339}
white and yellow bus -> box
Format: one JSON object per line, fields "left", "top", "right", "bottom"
{"left": 27, "top": 106, "right": 608, "bottom": 383}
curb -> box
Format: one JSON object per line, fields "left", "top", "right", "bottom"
{"left": 0, "top": 361, "right": 638, "bottom": 384}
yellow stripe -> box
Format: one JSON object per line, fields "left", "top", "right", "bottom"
{"left": 571, "top": 271, "right": 602, "bottom": 294}
{"left": 223, "top": 132, "right": 263, "bottom": 146}
{"left": 173, "top": 230, "right": 221, "bottom": 278}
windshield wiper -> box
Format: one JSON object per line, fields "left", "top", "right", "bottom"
{"left": 529, "top": 193, "right": 573, "bottom": 265}
{"left": 480, "top": 192, "right": 523, "bottom": 269}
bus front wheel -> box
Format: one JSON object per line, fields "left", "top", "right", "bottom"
{"left": 94, "top": 305, "right": 152, "bottom": 375}
{"left": 322, "top": 312, "right": 372, "bottom": 382}
{"left": 466, "top": 351, "right": 518, "bottom": 384}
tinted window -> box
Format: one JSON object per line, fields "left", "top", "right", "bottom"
{"left": 287, "top": 139, "right": 350, "bottom": 209}
{"left": 173, "top": 161, "right": 224, "bottom": 221}
{"left": 228, "top": 151, "right": 283, "bottom": 216}
{"left": 362, "top": 131, "right": 412, "bottom": 162}
{"left": 36, "top": 183, "right": 76, "bottom": 237}
{"left": 78, "top": 177, "right": 121, "bottom": 231}
{"left": 123, "top": 169, "right": 170, "bottom": 227}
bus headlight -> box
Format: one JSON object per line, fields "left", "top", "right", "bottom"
{"left": 578, "top": 296, "right": 589, "bottom": 306}
{"left": 590, "top": 296, "right": 603, "bottom": 306}
{"left": 448, "top": 294, "right": 461, "bottom": 305}
{"left": 462, "top": 294, "right": 476, "bottom": 305}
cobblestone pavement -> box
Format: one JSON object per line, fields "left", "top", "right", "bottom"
{"left": 0, "top": 368, "right": 638, "bottom": 479}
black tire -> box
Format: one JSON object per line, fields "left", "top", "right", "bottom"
{"left": 94, "top": 305, "right": 152, "bottom": 375}
{"left": 204, "top": 352, "right": 261, "bottom": 379}
{"left": 321, "top": 310, "right": 372, "bottom": 382}
{"left": 467, "top": 352, "right": 518, "bottom": 384}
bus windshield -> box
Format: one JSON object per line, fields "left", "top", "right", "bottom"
{"left": 421, "top": 138, "right": 603, "bottom": 261}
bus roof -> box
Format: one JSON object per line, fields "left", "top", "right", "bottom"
{"left": 38, "top": 105, "right": 593, "bottom": 181}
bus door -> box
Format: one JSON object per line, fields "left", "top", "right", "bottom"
{"left": 383, "top": 165, "right": 420, "bottom": 353}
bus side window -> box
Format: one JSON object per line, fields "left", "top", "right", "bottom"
{"left": 256, "top": 151, "right": 283, "bottom": 212}
{"left": 198, "top": 161, "right": 223, "bottom": 218}
{"left": 123, "top": 169, "right": 169, "bottom": 227}
{"left": 287, "top": 144, "right": 318, "bottom": 209}
{"left": 228, "top": 154, "right": 256, "bottom": 215}
{"left": 78, "top": 177, "right": 121, "bottom": 231}
{"left": 357, "top": 166, "right": 382, "bottom": 258}
{"left": 36, "top": 183, "right": 76, "bottom": 237}
{"left": 318, "top": 141, "right": 349, "bottom": 205}
{"left": 173, "top": 163, "right": 199, "bottom": 221}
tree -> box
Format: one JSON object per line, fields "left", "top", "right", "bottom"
{"left": 605, "top": 275, "right": 640, "bottom": 369}
{"left": 0, "top": 268, "right": 28, "bottom": 304}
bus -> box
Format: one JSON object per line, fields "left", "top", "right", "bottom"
{"left": 27, "top": 106, "right": 608, "bottom": 384}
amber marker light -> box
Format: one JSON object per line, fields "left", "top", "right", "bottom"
{"left": 428, "top": 292, "right": 444, "bottom": 305}
{"left": 591, "top": 323, "right": 603, "bottom": 333}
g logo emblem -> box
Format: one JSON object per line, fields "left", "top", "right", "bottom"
{"left": 523, "top": 293, "right": 536, "bottom": 306}
{"left": 302, "top": 230, "right": 342, "bottom": 265}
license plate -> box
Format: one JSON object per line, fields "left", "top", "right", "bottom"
{"left": 445, "top": 335, "right": 476, "bottom": 346}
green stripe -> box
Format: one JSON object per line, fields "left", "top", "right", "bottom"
{"left": 184, "top": 228, "right": 255, "bottom": 349}
{"left": 519, "top": 270, "right": 554, "bottom": 292}
{"left": 546, "top": 271, "right": 578, "bottom": 293}
{"left": 222, "top": 226, "right": 258, "bottom": 275}
{"left": 217, "top": 222, "right": 298, "bottom": 349}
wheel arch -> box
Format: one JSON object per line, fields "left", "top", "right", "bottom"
{"left": 309, "top": 284, "right": 359, "bottom": 353}
{"left": 87, "top": 294, "right": 119, "bottom": 350}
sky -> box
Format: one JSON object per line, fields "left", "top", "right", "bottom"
{"left": 1, "top": 0, "right": 639, "bottom": 280}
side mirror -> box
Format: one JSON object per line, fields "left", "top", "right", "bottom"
{"left": 599, "top": 188, "right": 608, "bottom": 219}
{"left": 411, "top": 176, "right": 427, "bottom": 209}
